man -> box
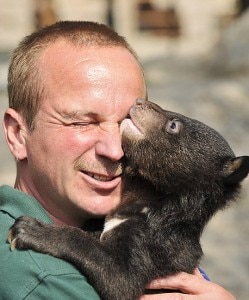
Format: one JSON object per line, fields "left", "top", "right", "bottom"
{"left": 0, "top": 21, "right": 235, "bottom": 299}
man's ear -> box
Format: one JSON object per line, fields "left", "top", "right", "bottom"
{"left": 3, "top": 108, "right": 28, "bottom": 161}
{"left": 223, "top": 156, "right": 249, "bottom": 185}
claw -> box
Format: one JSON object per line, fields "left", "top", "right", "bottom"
{"left": 7, "top": 229, "right": 13, "bottom": 244}
{"left": 10, "top": 238, "right": 17, "bottom": 251}
{"left": 8, "top": 229, "right": 17, "bottom": 251}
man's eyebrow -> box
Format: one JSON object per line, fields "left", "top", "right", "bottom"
{"left": 60, "top": 111, "right": 98, "bottom": 120}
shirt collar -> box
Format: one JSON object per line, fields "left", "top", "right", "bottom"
{"left": 0, "top": 185, "right": 52, "bottom": 223}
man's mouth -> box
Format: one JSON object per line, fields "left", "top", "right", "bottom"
{"left": 85, "top": 172, "right": 117, "bottom": 182}
{"left": 79, "top": 170, "right": 122, "bottom": 190}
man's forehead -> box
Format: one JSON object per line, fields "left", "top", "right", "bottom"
{"left": 40, "top": 40, "right": 138, "bottom": 65}
{"left": 39, "top": 41, "right": 144, "bottom": 86}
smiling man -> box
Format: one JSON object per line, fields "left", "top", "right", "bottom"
{"left": 4, "top": 25, "right": 146, "bottom": 228}
{"left": 0, "top": 21, "right": 235, "bottom": 300}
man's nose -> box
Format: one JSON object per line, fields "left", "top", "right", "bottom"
{"left": 95, "top": 122, "right": 124, "bottom": 161}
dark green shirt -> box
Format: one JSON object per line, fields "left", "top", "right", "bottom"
{"left": 0, "top": 185, "right": 101, "bottom": 300}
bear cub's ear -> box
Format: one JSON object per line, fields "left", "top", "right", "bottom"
{"left": 223, "top": 156, "right": 249, "bottom": 185}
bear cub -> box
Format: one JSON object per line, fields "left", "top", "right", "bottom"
{"left": 9, "top": 99, "right": 249, "bottom": 300}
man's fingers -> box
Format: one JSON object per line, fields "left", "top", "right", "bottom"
{"left": 143, "top": 271, "right": 236, "bottom": 300}
{"left": 140, "top": 292, "right": 191, "bottom": 300}
{"left": 146, "top": 272, "right": 207, "bottom": 294}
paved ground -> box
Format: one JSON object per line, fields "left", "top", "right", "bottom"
{"left": 1, "top": 53, "right": 249, "bottom": 299}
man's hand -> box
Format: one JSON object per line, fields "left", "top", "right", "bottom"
{"left": 140, "top": 269, "right": 236, "bottom": 300}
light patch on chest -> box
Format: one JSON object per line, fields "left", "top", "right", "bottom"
{"left": 141, "top": 207, "right": 149, "bottom": 214}
{"left": 100, "top": 217, "right": 127, "bottom": 241}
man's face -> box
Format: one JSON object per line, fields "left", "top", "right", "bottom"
{"left": 23, "top": 41, "right": 146, "bottom": 226}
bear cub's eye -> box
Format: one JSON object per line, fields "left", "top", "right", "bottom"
{"left": 166, "top": 119, "right": 182, "bottom": 134}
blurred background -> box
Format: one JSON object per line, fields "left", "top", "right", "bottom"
{"left": 0, "top": 0, "right": 249, "bottom": 298}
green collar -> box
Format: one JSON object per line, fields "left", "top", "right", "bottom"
{"left": 0, "top": 185, "right": 52, "bottom": 223}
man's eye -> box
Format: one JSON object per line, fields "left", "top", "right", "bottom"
{"left": 72, "top": 122, "right": 87, "bottom": 127}
{"left": 71, "top": 122, "right": 98, "bottom": 128}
